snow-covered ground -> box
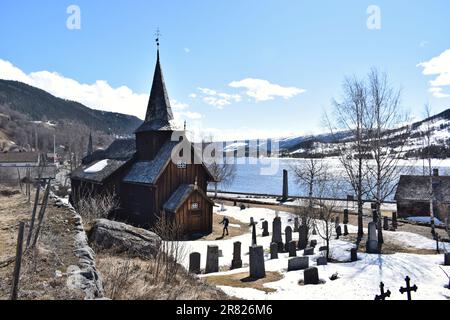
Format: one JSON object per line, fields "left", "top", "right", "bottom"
{"left": 180, "top": 205, "right": 450, "bottom": 300}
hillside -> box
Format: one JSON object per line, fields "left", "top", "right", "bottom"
{"left": 223, "top": 108, "right": 450, "bottom": 159}
{"left": 0, "top": 80, "right": 142, "bottom": 136}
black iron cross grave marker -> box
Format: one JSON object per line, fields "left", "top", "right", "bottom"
{"left": 399, "top": 276, "right": 418, "bottom": 300}
{"left": 374, "top": 282, "right": 391, "bottom": 300}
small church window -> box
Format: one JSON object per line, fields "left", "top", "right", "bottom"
{"left": 191, "top": 202, "right": 199, "bottom": 210}
{"left": 177, "top": 161, "right": 187, "bottom": 169}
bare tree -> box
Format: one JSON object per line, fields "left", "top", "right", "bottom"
{"left": 203, "top": 135, "right": 236, "bottom": 198}
{"left": 149, "top": 212, "right": 187, "bottom": 286}
{"left": 312, "top": 167, "right": 341, "bottom": 261}
{"left": 365, "top": 68, "right": 410, "bottom": 248}
{"left": 328, "top": 76, "right": 371, "bottom": 240}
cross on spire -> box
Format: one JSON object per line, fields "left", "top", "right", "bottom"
{"left": 155, "top": 28, "right": 162, "bottom": 49}
{"left": 374, "top": 282, "right": 391, "bottom": 300}
{"left": 399, "top": 276, "right": 418, "bottom": 300}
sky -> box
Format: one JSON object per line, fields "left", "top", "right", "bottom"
{"left": 0, "top": 0, "right": 449, "bottom": 141}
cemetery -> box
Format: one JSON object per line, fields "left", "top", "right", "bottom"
{"left": 181, "top": 204, "right": 450, "bottom": 300}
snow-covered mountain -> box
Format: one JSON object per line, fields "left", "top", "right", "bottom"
{"left": 222, "top": 108, "right": 450, "bottom": 159}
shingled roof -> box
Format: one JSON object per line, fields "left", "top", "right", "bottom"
{"left": 0, "top": 152, "right": 40, "bottom": 164}
{"left": 163, "top": 184, "right": 214, "bottom": 213}
{"left": 82, "top": 138, "right": 136, "bottom": 164}
{"left": 135, "top": 50, "right": 174, "bottom": 133}
{"left": 71, "top": 159, "right": 130, "bottom": 184}
{"left": 123, "top": 140, "right": 179, "bottom": 185}
{"left": 395, "top": 175, "right": 450, "bottom": 203}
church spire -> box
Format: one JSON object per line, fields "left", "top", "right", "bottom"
{"left": 87, "top": 132, "right": 93, "bottom": 156}
{"left": 135, "top": 30, "right": 174, "bottom": 133}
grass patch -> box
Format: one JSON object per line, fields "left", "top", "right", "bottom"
{"left": 204, "top": 271, "right": 283, "bottom": 293}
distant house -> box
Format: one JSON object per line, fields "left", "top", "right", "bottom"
{"left": 394, "top": 169, "right": 450, "bottom": 222}
{"left": 0, "top": 151, "right": 41, "bottom": 167}
{"left": 71, "top": 48, "right": 216, "bottom": 237}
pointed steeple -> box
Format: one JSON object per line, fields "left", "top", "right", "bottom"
{"left": 87, "top": 132, "right": 93, "bottom": 156}
{"left": 135, "top": 47, "right": 174, "bottom": 133}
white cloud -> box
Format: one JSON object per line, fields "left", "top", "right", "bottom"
{"left": 417, "top": 49, "right": 450, "bottom": 98}
{"left": 184, "top": 48, "right": 190, "bottom": 53}
{"left": 196, "top": 87, "right": 241, "bottom": 109}
{"left": 0, "top": 58, "right": 203, "bottom": 123}
{"left": 188, "top": 93, "right": 197, "bottom": 99}
{"left": 228, "top": 78, "right": 305, "bottom": 102}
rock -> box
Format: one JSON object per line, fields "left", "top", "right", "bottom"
{"left": 88, "top": 219, "right": 161, "bottom": 258}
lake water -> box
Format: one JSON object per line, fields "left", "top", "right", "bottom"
{"left": 213, "top": 157, "right": 450, "bottom": 200}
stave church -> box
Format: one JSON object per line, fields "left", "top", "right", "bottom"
{"left": 70, "top": 45, "right": 215, "bottom": 237}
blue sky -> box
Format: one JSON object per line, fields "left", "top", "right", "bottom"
{"left": 0, "top": 0, "right": 449, "bottom": 140}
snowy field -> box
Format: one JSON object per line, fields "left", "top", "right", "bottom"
{"left": 180, "top": 205, "right": 450, "bottom": 300}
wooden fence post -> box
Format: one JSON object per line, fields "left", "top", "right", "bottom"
{"left": 26, "top": 181, "right": 41, "bottom": 248}
{"left": 10, "top": 222, "right": 25, "bottom": 300}
{"left": 31, "top": 179, "right": 51, "bottom": 248}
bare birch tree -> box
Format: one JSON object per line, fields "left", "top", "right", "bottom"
{"left": 365, "top": 68, "right": 410, "bottom": 248}
{"left": 328, "top": 76, "right": 370, "bottom": 240}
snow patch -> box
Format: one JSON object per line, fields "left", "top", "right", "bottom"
{"left": 84, "top": 160, "right": 109, "bottom": 173}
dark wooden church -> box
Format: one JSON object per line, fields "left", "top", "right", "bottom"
{"left": 71, "top": 48, "right": 215, "bottom": 237}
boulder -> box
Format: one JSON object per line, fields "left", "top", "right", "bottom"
{"left": 88, "top": 219, "right": 161, "bottom": 258}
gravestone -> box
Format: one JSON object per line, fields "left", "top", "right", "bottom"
{"left": 335, "top": 217, "right": 340, "bottom": 229}
{"left": 250, "top": 217, "right": 254, "bottom": 225}
{"left": 262, "top": 221, "right": 269, "bottom": 237}
{"left": 350, "top": 248, "right": 357, "bottom": 262}
{"left": 366, "top": 222, "right": 379, "bottom": 254}
{"left": 343, "top": 209, "right": 349, "bottom": 225}
{"left": 285, "top": 226, "right": 293, "bottom": 252}
{"left": 298, "top": 225, "right": 308, "bottom": 250}
{"left": 281, "top": 169, "right": 289, "bottom": 202}
{"left": 372, "top": 210, "right": 378, "bottom": 224}
{"left": 304, "top": 267, "right": 319, "bottom": 285}
{"left": 310, "top": 240, "right": 317, "bottom": 247}
{"left": 189, "top": 252, "right": 201, "bottom": 274}
{"left": 343, "top": 224, "right": 349, "bottom": 236}
{"left": 399, "top": 276, "right": 418, "bottom": 300}
{"left": 231, "top": 241, "right": 242, "bottom": 270}
{"left": 319, "top": 246, "right": 327, "bottom": 252}
{"left": 288, "top": 240, "right": 297, "bottom": 257}
{"left": 304, "top": 247, "right": 314, "bottom": 256}
{"left": 287, "top": 256, "right": 309, "bottom": 271}
{"left": 251, "top": 221, "right": 257, "bottom": 246}
{"left": 240, "top": 203, "right": 246, "bottom": 210}
{"left": 272, "top": 217, "right": 284, "bottom": 252}
{"left": 383, "top": 216, "right": 389, "bottom": 231}
{"left": 249, "top": 245, "right": 265, "bottom": 279}
{"left": 270, "top": 242, "right": 278, "bottom": 259}
{"left": 335, "top": 225, "right": 342, "bottom": 239}
{"left": 205, "top": 245, "right": 219, "bottom": 274}
{"left": 444, "top": 253, "right": 450, "bottom": 266}
{"left": 294, "top": 217, "right": 299, "bottom": 232}
{"left": 316, "top": 256, "right": 327, "bottom": 266}
{"left": 392, "top": 211, "right": 398, "bottom": 229}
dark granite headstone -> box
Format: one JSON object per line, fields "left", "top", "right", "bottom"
{"left": 249, "top": 245, "right": 265, "bottom": 279}
{"left": 205, "top": 245, "right": 219, "bottom": 274}
{"left": 444, "top": 253, "right": 450, "bottom": 266}
{"left": 343, "top": 209, "right": 349, "bottom": 225}
{"left": 304, "top": 267, "right": 319, "bottom": 285}
{"left": 282, "top": 169, "right": 289, "bottom": 202}
{"left": 310, "top": 240, "right": 317, "bottom": 247}
{"left": 270, "top": 242, "right": 278, "bottom": 259}
{"left": 316, "top": 256, "right": 327, "bottom": 266}
{"left": 288, "top": 240, "right": 297, "bottom": 257}
{"left": 304, "top": 247, "right": 314, "bottom": 256}
{"left": 189, "top": 252, "right": 201, "bottom": 274}
{"left": 335, "top": 225, "right": 342, "bottom": 239}
{"left": 366, "top": 222, "right": 379, "bottom": 254}
{"left": 288, "top": 256, "right": 309, "bottom": 271}
{"left": 344, "top": 224, "right": 349, "bottom": 236}
{"left": 231, "top": 241, "right": 243, "bottom": 269}
{"left": 298, "top": 225, "right": 308, "bottom": 250}
{"left": 319, "top": 246, "right": 327, "bottom": 252}
{"left": 262, "top": 220, "right": 269, "bottom": 237}
{"left": 350, "top": 248, "right": 358, "bottom": 262}
{"left": 392, "top": 211, "right": 398, "bottom": 229}
{"left": 285, "top": 226, "right": 293, "bottom": 252}
{"left": 272, "top": 217, "right": 283, "bottom": 252}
